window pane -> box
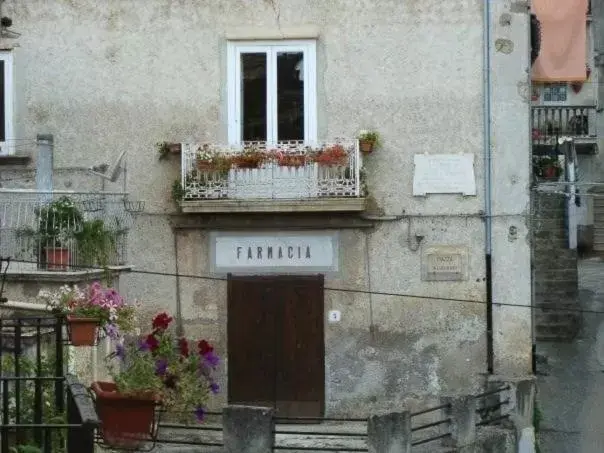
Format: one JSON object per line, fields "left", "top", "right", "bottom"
{"left": 277, "top": 52, "right": 304, "bottom": 141}
{"left": 241, "top": 53, "right": 267, "bottom": 142}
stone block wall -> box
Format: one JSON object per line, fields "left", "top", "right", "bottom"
{"left": 532, "top": 192, "right": 580, "bottom": 341}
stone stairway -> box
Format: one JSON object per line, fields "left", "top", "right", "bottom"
{"left": 532, "top": 192, "right": 580, "bottom": 341}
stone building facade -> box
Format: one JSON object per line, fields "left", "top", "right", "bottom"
{"left": 0, "top": 0, "right": 531, "bottom": 416}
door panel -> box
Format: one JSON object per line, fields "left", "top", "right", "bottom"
{"left": 227, "top": 275, "right": 325, "bottom": 418}
{"left": 227, "top": 276, "right": 277, "bottom": 408}
{"left": 276, "top": 276, "right": 324, "bottom": 418}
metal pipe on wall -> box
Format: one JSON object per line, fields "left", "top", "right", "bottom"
{"left": 483, "top": 0, "right": 494, "bottom": 375}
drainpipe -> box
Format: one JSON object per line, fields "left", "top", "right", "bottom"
{"left": 483, "top": 0, "right": 494, "bottom": 375}
{"left": 173, "top": 229, "right": 184, "bottom": 337}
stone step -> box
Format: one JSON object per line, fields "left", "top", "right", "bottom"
{"left": 534, "top": 280, "right": 579, "bottom": 290}
{"left": 536, "top": 320, "right": 581, "bottom": 341}
{"left": 534, "top": 269, "right": 578, "bottom": 280}
{"left": 534, "top": 292, "right": 579, "bottom": 304}
{"left": 536, "top": 312, "right": 582, "bottom": 324}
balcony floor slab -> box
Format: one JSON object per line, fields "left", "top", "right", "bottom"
{"left": 180, "top": 198, "right": 366, "bottom": 213}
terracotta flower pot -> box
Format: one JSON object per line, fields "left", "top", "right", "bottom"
{"left": 67, "top": 315, "right": 99, "bottom": 346}
{"left": 92, "top": 381, "right": 158, "bottom": 449}
{"left": 45, "top": 247, "right": 70, "bottom": 271}
{"left": 542, "top": 165, "right": 558, "bottom": 179}
{"left": 197, "top": 160, "right": 215, "bottom": 171}
{"left": 167, "top": 143, "right": 181, "bottom": 154}
{"left": 359, "top": 140, "right": 374, "bottom": 154}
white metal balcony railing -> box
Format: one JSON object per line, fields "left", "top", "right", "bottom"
{"left": 532, "top": 105, "right": 597, "bottom": 145}
{"left": 0, "top": 190, "right": 143, "bottom": 273}
{"left": 181, "top": 140, "right": 363, "bottom": 201}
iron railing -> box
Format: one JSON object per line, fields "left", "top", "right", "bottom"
{"left": 181, "top": 140, "right": 363, "bottom": 201}
{"left": 145, "top": 386, "right": 513, "bottom": 452}
{"left": 532, "top": 105, "right": 597, "bottom": 145}
{"left": 0, "top": 315, "right": 98, "bottom": 453}
{"left": 0, "top": 190, "right": 143, "bottom": 272}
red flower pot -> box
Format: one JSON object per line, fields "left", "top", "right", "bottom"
{"left": 92, "top": 381, "right": 158, "bottom": 449}
{"left": 66, "top": 315, "right": 99, "bottom": 346}
{"left": 45, "top": 247, "right": 70, "bottom": 271}
{"left": 543, "top": 165, "right": 558, "bottom": 179}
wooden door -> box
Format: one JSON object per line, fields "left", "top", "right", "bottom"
{"left": 227, "top": 276, "right": 277, "bottom": 408}
{"left": 227, "top": 275, "right": 325, "bottom": 418}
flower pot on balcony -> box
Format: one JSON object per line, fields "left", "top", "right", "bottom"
{"left": 542, "top": 165, "right": 559, "bottom": 179}
{"left": 197, "top": 160, "right": 215, "bottom": 171}
{"left": 359, "top": 140, "right": 374, "bottom": 154}
{"left": 92, "top": 381, "right": 158, "bottom": 449}
{"left": 44, "top": 247, "right": 70, "bottom": 271}
{"left": 167, "top": 143, "right": 181, "bottom": 154}
{"left": 66, "top": 315, "right": 100, "bottom": 346}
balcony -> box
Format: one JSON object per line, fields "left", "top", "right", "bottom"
{"left": 0, "top": 190, "right": 141, "bottom": 274}
{"left": 179, "top": 141, "right": 366, "bottom": 213}
{"left": 532, "top": 105, "right": 598, "bottom": 154}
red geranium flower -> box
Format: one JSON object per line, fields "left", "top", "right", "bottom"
{"left": 146, "top": 334, "right": 159, "bottom": 352}
{"left": 152, "top": 312, "right": 173, "bottom": 331}
{"left": 178, "top": 337, "right": 190, "bottom": 357}
{"left": 198, "top": 340, "right": 213, "bottom": 355}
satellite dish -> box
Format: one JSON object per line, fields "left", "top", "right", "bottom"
{"left": 88, "top": 149, "right": 127, "bottom": 182}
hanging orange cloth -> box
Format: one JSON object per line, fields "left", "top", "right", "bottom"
{"left": 531, "top": 0, "right": 588, "bottom": 82}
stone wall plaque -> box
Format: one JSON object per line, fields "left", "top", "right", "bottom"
{"left": 421, "top": 246, "right": 468, "bottom": 281}
{"left": 412, "top": 153, "right": 476, "bottom": 196}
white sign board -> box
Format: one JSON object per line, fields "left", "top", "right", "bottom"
{"left": 211, "top": 232, "right": 339, "bottom": 274}
{"left": 413, "top": 154, "right": 476, "bottom": 196}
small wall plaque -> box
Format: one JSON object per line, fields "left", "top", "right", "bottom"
{"left": 412, "top": 154, "right": 477, "bottom": 196}
{"left": 421, "top": 246, "right": 468, "bottom": 281}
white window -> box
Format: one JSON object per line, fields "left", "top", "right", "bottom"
{"left": 227, "top": 40, "right": 317, "bottom": 145}
{"left": 542, "top": 83, "right": 567, "bottom": 104}
{"left": 0, "top": 51, "right": 13, "bottom": 155}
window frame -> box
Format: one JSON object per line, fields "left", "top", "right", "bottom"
{"left": 227, "top": 40, "right": 317, "bottom": 145}
{"left": 0, "top": 51, "right": 13, "bottom": 155}
{"left": 541, "top": 82, "right": 568, "bottom": 105}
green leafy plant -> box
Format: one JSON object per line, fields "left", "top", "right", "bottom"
{"left": 357, "top": 130, "right": 381, "bottom": 147}
{"left": 35, "top": 197, "right": 84, "bottom": 247}
{"left": 534, "top": 403, "right": 543, "bottom": 453}
{"left": 74, "top": 219, "right": 117, "bottom": 268}
{"left": 172, "top": 179, "right": 185, "bottom": 203}
{"left": 1, "top": 348, "right": 68, "bottom": 453}
{"left": 37, "top": 282, "right": 137, "bottom": 339}
{"left": 533, "top": 155, "right": 562, "bottom": 178}
{"left": 108, "top": 312, "right": 220, "bottom": 422}
{"left": 10, "top": 446, "right": 42, "bottom": 453}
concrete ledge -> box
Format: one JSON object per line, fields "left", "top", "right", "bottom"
{"left": 5, "top": 265, "right": 133, "bottom": 283}
{"left": 0, "top": 154, "right": 32, "bottom": 166}
{"left": 180, "top": 198, "right": 366, "bottom": 213}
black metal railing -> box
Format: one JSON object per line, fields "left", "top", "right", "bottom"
{"left": 0, "top": 315, "right": 98, "bottom": 453}
{"left": 532, "top": 105, "right": 597, "bottom": 144}
{"left": 410, "top": 402, "right": 452, "bottom": 447}
{"left": 474, "top": 385, "right": 511, "bottom": 427}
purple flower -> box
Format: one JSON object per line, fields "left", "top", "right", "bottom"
{"left": 155, "top": 359, "right": 168, "bottom": 376}
{"left": 209, "top": 382, "right": 220, "bottom": 394}
{"left": 203, "top": 351, "right": 219, "bottom": 368}
{"left": 115, "top": 343, "right": 125, "bottom": 361}
{"left": 105, "top": 323, "right": 118, "bottom": 339}
{"left": 138, "top": 339, "right": 150, "bottom": 352}
{"left": 194, "top": 406, "right": 205, "bottom": 422}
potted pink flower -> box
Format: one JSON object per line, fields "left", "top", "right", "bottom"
{"left": 38, "top": 282, "right": 137, "bottom": 346}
